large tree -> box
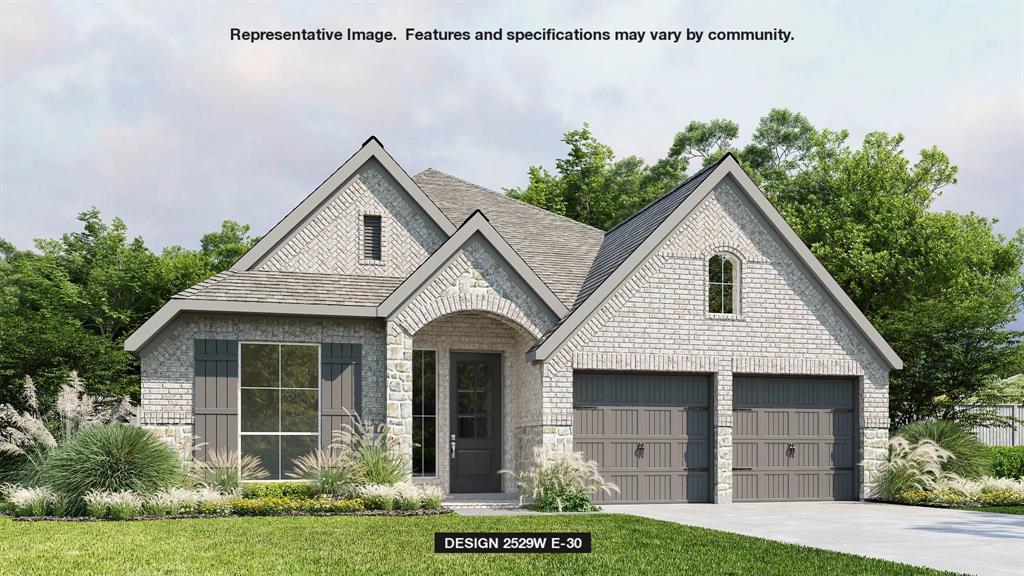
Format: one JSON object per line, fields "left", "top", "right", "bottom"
{"left": 0, "top": 212, "right": 259, "bottom": 412}
{"left": 510, "top": 111, "right": 1024, "bottom": 428}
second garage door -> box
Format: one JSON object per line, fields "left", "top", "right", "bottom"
{"left": 573, "top": 371, "right": 711, "bottom": 503}
{"left": 733, "top": 376, "right": 857, "bottom": 502}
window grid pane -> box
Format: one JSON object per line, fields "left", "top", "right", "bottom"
{"left": 240, "top": 343, "right": 319, "bottom": 481}
{"left": 412, "top": 350, "right": 437, "bottom": 477}
{"left": 708, "top": 255, "right": 737, "bottom": 314}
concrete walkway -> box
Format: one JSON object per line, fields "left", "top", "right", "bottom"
{"left": 604, "top": 501, "right": 1024, "bottom": 576}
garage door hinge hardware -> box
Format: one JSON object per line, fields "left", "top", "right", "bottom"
{"left": 732, "top": 467, "right": 753, "bottom": 471}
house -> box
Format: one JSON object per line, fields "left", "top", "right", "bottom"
{"left": 125, "top": 136, "right": 901, "bottom": 503}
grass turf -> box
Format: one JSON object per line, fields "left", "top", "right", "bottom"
{"left": 0, "top": 513, "right": 953, "bottom": 575}
{"left": 960, "top": 505, "right": 1024, "bottom": 515}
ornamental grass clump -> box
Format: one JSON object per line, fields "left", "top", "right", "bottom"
{"left": 895, "top": 420, "right": 990, "bottom": 478}
{"left": 873, "top": 437, "right": 956, "bottom": 502}
{"left": 187, "top": 448, "right": 269, "bottom": 495}
{"left": 392, "top": 482, "right": 422, "bottom": 511}
{"left": 39, "top": 424, "right": 182, "bottom": 514}
{"left": 286, "top": 448, "right": 354, "bottom": 496}
{"left": 332, "top": 415, "right": 410, "bottom": 486}
{"left": 419, "top": 484, "right": 443, "bottom": 510}
{"left": 358, "top": 484, "right": 397, "bottom": 510}
{"left": 8, "top": 486, "right": 54, "bottom": 517}
{"left": 501, "top": 448, "right": 619, "bottom": 513}
{"left": 84, "top": 491, "right": 144, "bottom": 520}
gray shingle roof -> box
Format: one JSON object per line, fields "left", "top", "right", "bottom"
{"left": 414, "top": 169, "right": 605, "bottom": 307}
{"left": 174, "top": 270, "right": 403, "bottom": 307}
{"left": 571, "top": 156, "right": 727, "bottom": 309}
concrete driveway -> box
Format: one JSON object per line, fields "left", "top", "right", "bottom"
{"left": 604, "top": 501, "right": 1024, "bottom": 576}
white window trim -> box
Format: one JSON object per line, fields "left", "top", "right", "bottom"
{"left": 411, "top": 348, "right": 438, "bottom": 479}
{"left": 238, "top": 341, "right": 321, "bottom": 482}
{"left": 705, "top": 251, "right": 744, "bottom": 320}
{"left": 358, "top": 210, "right": 386, "bottom": 267}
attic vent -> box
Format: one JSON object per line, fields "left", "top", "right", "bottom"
{"left": 363, "top": 215, "right": 382, "bottom": 261}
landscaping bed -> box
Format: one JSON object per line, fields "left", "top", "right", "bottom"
{"left": 5, "top": 507, "right": 453, "bottom": 522}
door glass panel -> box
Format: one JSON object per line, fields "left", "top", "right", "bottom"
{"left": 475, "top": 417, "right": 488, "bottom": 439}
{"left": 458, "top": 417, "right": 475, "bottom": 438}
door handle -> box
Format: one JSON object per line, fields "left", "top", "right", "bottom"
{"left": 450, "top": 434, "right": 456, "bottom": 459}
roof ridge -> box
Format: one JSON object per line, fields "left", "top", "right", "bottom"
{"left": 603, "top": 154, "right": 730, "bottom": 236}
{"left": 416, "top": 168, "right": 605, "bottom": 234}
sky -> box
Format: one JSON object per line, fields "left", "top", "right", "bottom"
{"left": 2, "top": 1, "right": 1022, "bottom": 254}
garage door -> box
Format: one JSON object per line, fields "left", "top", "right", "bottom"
{"left": 733, "top": 376, "right": 856, "bottom": 502}
{"left": 573, "top": 372, "right": 711, "bottom": 503}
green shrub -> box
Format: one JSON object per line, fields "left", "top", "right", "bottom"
{"left": 895, "top": 420, "right": 990, "bottom": 478}
{"left": 989, "top": 446, "right": 1024, "bottom": 479}
{"left": 241, "top": 482, "right": 318, "bottom": 500}
{"left": 227, "top": 496, "right": 364, "bottom": 516}
{"left": 39, "top": 424, "right": 182, "bottom": 514}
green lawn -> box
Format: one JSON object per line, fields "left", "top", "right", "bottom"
{"left": 0, "top": 514, "right": 953, "bottom": 576}
{"left": 961, "top": 505, "right": 1024, "bottom": 515}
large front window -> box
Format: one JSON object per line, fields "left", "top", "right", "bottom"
{"left": 412, "top": 350, "right": 436, "bottom": 477}
{"left": 240, "top": 343, "right": 319, "bottom": 480}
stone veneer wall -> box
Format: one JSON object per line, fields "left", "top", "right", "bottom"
{"left": 385, "top": 235, "right": 559, "bottom": 477}
{"left": 138, "top": 313, "right": 387, "bottom": 455}
{"left": 411, "top": 313, "right": 538, "bottom": 494}
{"left": 257, "top": 161, "right": 446, "bottom": 277}
{"left": 542, "top": 179, "right": 891, "bottom": 501}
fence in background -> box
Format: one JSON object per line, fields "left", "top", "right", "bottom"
{"left": 972, "top": 405, "right": 1023, "bottom": 446}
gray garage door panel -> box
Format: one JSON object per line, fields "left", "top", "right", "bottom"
{"left": 733, "top": 376, "right": 856, "bottom": 502}
{"left": 573, "top": 372, "right": 711, "bottom": 504}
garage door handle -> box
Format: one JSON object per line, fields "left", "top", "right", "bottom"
{"left": 732, "top": 467, "right": 752, "bottom": 471}
{"left": 634, "top": 442, "right": 645, "bottom": 459}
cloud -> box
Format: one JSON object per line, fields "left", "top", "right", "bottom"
{"left": 1, "top": 1, "right": 1021, "bottom": 254}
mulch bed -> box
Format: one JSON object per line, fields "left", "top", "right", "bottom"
{"left": 4, "top": 507, "right": 454, "bottom": 522}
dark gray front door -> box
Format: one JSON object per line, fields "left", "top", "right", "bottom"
{"left": 732, "top": 376, "right": 857, "bottom": 502}
{"left": 573, "top": 371, "right": 711, "bottom": 503}
{"left": 450, "top": 352, "right": 502, "bottom": 493}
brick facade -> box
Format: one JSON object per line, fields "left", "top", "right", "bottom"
{"left": 137, "top": 168, "right": 892, "bottom": 500}
{"left": 257, "top": 162, "right": 446, "bottom": 277}
{"left": 541, "top": 180, "right": 890, "bottom": 499}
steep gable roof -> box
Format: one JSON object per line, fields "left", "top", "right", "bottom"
{"left": 231, "top": 136, "right": 456, "bottom": 272}
{"left": 379, "top": 210, "right": 569, "bottom": 319}
{"left": 573, "top": 156, "right": 727, "bottom": 309}
{"left": 528, "top": 154, "right": 903, "bottom": 370}
{"left": 414, "top": 169, "right": 604, "bottom": 308}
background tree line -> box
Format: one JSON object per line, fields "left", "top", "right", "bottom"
{"left": 0, "top": 213, "right": 258, "bottom": 411}
{"left": 1, "top": 108, "right": 1021, "bottom": 429}
{"left": 507, "top": 109, "right": 1024, "bottom": 428}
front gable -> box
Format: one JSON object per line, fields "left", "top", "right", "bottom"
{"left": 382, "top": 212, "right": 565, "bottom": 338}
{"left": 232, "top": 137, "right": 456, "bottom": 276}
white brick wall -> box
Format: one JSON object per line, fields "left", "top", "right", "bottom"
{"left": 543, "top": 180, "right": 891, "bottom": 499}
{"left": 258, "top": 162, "right": 446, "bottom": 277}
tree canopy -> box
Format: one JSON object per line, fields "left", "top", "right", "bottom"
{"left": 0, "top": 212, "right": 259, "bottom": 412}
{"left": 508, "top": 111, "right": 1024, "bottom": 427}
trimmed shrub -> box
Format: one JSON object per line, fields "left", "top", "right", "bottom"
{"left": 358, "top": 484, "right": 397, "bottom": 510}
{"left": 241, "top": 482, "right": 318, "bottom": 500}
{"left": 895, "top": 420, "right": 990, "bottom": 478}
{"left": 227, "top": 496, "right": 364, "bottom": 516}
{"left": 39, "top": 424, "right": 182, "bottom": 514}
{"left": 501, "top": 448, "right": 618, "bottom": 512}
{"left": 989, "top": 446, "right": 1024, "bottom": 479}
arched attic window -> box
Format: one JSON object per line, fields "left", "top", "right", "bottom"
{"left": 708, "top": 254, "right": 739, "bottom": 314}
